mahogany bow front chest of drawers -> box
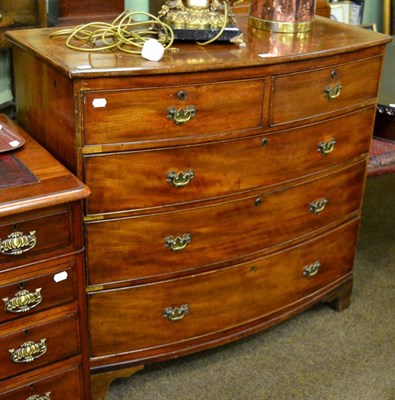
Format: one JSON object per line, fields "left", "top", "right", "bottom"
{"left": 6, "top": 14, "right": 391, "bottom": 399}
{"left": 0, "top": 116, "right": 90, "bottom": 399}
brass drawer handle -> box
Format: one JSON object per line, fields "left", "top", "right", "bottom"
{"left": 3, "top": 288, "right": 42, "bottom": 313}
{"left": 26, "top": 392, "right": 52, "bottom": 400}
{"left": 9, "top": 339, "right": 47, "bottom": 363}
{"left": 317, "top": 138, "right": 336, "bottom": 156}
{"left": 164, "top": 234, "right": 192, "bottom": 252}
{"left": 0, "top": 231, "right": 37, "bottom": 256}
{"left": 303, "top": 261, "right": 321, "bottom": 278}
{"left": 163, "top": 304, "right": 189, "bottom": 322}
{"left": 309, "top": 197, "right": 328, "bottom": 214}
{"left": 166, "top": 169, "right": 195, "bottom": 188}
{"left": 324, "top": 83, "right": 342, "bottom": 101}
{"left": 167, "top": 105, "right": 196, "bottom": 125}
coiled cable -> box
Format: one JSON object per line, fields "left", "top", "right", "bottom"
{"left": 49, "top": 10, "right": 175, "bottom": 55}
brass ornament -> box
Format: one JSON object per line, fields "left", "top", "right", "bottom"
{"left": 166, "top": 169, "right": 195, "bottom": 188}
{"left": 164, "top": 233, "right": 192, "bottom": 251}
{"left": 303, "top": 260, "right": 321, "bottom": 277}
{"left": 317, "top": 138, "right": 336, "bottom": 156}
{"left": 309, "top": 197, "right": 328, "bottom": 214}
{"left": 0, "top": 230, "right": 37, "bottom": 256}
{"left": 3, "top": 288, "right": 43, "bottom": 313}
{"left": 324, "top": 83, "right": 343, "bottom": 101}
{"left": 26, "top": 393, "right": 52, "bottom": 400}
{"left": 163, "top": 304, "right": 190, "bottom": 321}
{"left": 9, "top": 339, "right": 47, "bottom": 363}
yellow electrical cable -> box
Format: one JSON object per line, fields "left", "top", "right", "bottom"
{"left": 49, "top": 10, "right": 175, "bottom": 55}
{"left": 197, "top": 1, "right": 229, "bottom": 46}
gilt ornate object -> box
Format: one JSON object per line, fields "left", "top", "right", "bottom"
{"left": 158, "top": 0, "right": 244, "bottom": 43}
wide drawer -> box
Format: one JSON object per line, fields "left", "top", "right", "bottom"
{"left": 0, "top": 362, "right": 83, "bottom": 400}
{"left": 84, "top": 107, "right": 374, "bottom": 215}
{"left": 270, "top": 56, "right": 382, "bottom": 127}
{"left": 0, "top": 256, "right": 79, "bottom": 324}
{"left": 82, "top": 79, "right": 264, "bottom": 146}
{"left": 0, "top": 205, "right": 76, "bottom": 270}
{"left": 88, "top": 219, "right": 359, "bottom": 359}
{"left": 85, "top": 161, "right": 366, "bottom": 286}
{"left": 0, "top": 308, "right": 80, "bottom": 381}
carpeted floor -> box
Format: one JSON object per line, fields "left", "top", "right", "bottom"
{"left": 106, "top": 172, "right": 395, "bottom": 400}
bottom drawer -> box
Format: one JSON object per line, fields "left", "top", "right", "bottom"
{"left": 0, "top": 361, "right": 83, "bottom": 400}
{"left": 89, "top": 219, "right": 360, "bottom": 361}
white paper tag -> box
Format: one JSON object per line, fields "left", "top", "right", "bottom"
{"left": 9, "top": 140, "right": 20, "bottom": 147}
{"left": 54, "top": 271, "right": 68, "bottom": 283}
{"left": 77, "top": 64, "right": 92, "bottom": 69}
{"left": 92, "top": 98, "right": 107, "bottom": 108}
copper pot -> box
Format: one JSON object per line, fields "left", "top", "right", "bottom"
{"left": 249, "top": 0, "right": 316, "bottom": 33}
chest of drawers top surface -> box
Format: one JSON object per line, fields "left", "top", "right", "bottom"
{"left": 5, "top": 15, "right": 391, "bottom": 78}
{"left": 0, "top": 115, "right": 90, "bottom": 217}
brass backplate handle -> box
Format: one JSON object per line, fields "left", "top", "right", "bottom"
{"left": 9, "top": 339, "right": 47, "bottom": 363}
{"left": 309, "top": 197, "right": 328, "bottom": 214}
{"left": 303, "top": 260, "right": 321, "bottom": 278}
{"left": 3, "top": 288, "right": 42, "bottom": 313}
{"left": 317, "top": 138, "right": 336, "bottom": 156}
{"left": 163, "top": 304, "right": 189, "bottom": 322}
{"left": 0, "top": 231, "right": 37, "bottom": 256}
{"left": 26, "top": 393, "right": 52, "bottom": 400}
{"left": 324, "top": 83, "right": 342, "bottom": 101}
{"left": 167, "top": 105, "right": 196, "bottom": 125}
{"left": 166, "top": 169, "right": 195, "bottom": 188}
{"left": 164, "top": 234, "right": 192, "bottom": 252}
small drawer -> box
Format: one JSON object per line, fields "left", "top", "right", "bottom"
{"left": 88, "top": 219, "right": 359, "bottom": 359}
{"left": 85, "top": 161, "right": 366, "bottom": 286}
{"left": 0, "top": 309, "right": 80, "bottom": 381}
{"left": 0, "top": 257, "right": 78, "bottom": 324}
{"left": 84, "top": 107, "right": 374, "bottom": 215}
{"left": 270, "top": 56, "right": 382, "bottom": 127}
{"left": 0, "top": 206, "right": 76, "bottom": 269}
{"left": 0, "top": 363, "right": 83, "bottom": 400}
{"left": 82, "top": 79, "right": 264, "bottom": 146}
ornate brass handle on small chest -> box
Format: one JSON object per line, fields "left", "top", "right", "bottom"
{"left": 0, "top": 230, "right": 37, "bottom": 256}
{"left": 324, "top": 83, "right": 342, "bottom": 101}
{"left": 303, "top": 261, "right": 321, "bottom": 278}
{"left": 26, "top": 392, "right": 52, "bottom": 400}
{"left": 167, "top": 105, "right": 196, "bottom": 125}
{"left": 309, "top": 197, "right": 328, "bottom": 214}
{"left": 164, "top": 234, "right": 192, "bottom": 252}
{"left": 317, "top": 138, "right": 336, "bottom": 156}
{"left": 9, "top": 339, "right": 47, "bottom": 363}
{"left": 163, "top": 304, "right": 189, "bottom": 322}
{"left": 166, "top": 169, "right": 195, "bottom": 188}
{"left": 3, "top": 288, "right": 42, "bottom": 313}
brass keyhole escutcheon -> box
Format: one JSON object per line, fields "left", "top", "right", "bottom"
{"left": 177, "top": 90, "right": 187, "bottom": 101}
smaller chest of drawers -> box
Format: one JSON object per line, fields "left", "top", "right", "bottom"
{"left": 0, "top": 115, "right": 90, "bottom": 399}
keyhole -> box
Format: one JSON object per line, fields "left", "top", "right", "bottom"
{"left": 177, "top": 90, "right": 187, "bottom": 101}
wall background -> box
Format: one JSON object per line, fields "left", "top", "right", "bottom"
{"left": 0, "top": 0, "right": 387, "bottom": 106}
